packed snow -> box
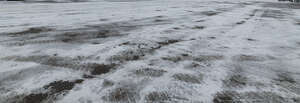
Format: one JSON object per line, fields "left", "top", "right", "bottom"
{"left": 0, "top": 0, "right": 300, "bottom": 103}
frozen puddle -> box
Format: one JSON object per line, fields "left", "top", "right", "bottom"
{"left": 0, "top": 0, "right": 300, "bottom": 103}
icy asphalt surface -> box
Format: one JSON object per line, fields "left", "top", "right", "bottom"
{"left": 0, "top": 0, "right": 300, "bottom": 103}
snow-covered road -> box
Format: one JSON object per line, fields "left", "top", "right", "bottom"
{"left": 0, "top": 0, "right": 300, "bottom": 103}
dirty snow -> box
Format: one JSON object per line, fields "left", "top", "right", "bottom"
{"left": 0, "top": 0, "right": 300, "bottom": 103}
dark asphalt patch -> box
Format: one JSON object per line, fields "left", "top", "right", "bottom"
{"left": 44, "top": 79, "right": 84, "bottom": 94}
{"left": 223, "top": 74, "right": 248, "bottom": 88}
{"left": 263, "top": 2, "right": 300, "bottom": 9}
{"left": 213, "top": 91, "right": 291, "bottom": 103}
{"left": 145, "top": 91, "right": 171, "bottom": 102}
{"left": 135, "top": 68, "right": 166, "bottom": 77}
{"left": 200, "top": 11, "right": 220, "bottom": 16}
{"left": 172, "top": 73, "right": 203, "bottom": 84}
{"left": 192, "top": 26, "right": 206, "bottom": 29}
{"left": 236, "top": 21, "right": 246, "bottom": 25}
{"left": 15, "top": 79, "right": 84, "bottom": 103}
{"left": 275, "top": 73, "right": 296, "bottom": 83}
{"left": 103, "top": 86, "right": 139, "bottom": 103}
{"left": 7, "top": 27, "right": 53, "bottom": 36}
{"left": 90, "top": 64, "right": 116, "bottom": 75}
{"left": 232, "top": 54, "right": 265, "bottom": 62}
